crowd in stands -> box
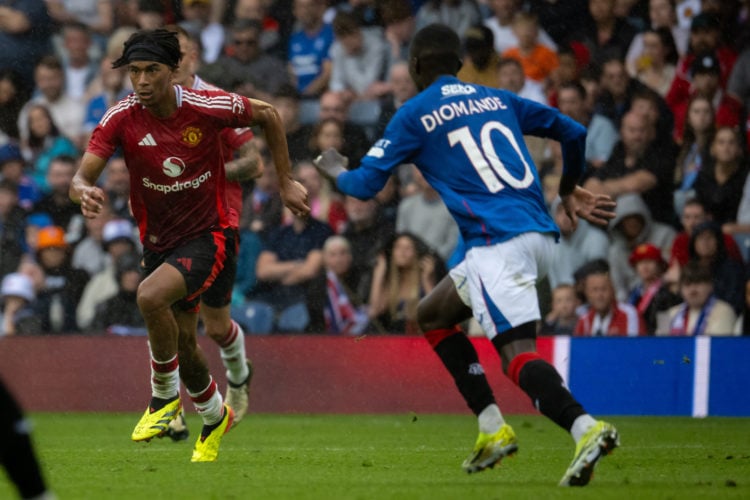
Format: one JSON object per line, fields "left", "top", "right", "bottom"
{"left": 1, "top": 0, "right": 750, "bottom": 337}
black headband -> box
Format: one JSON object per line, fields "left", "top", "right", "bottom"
{"left": 112, "top": 40, "right": 180, "bottom": 69}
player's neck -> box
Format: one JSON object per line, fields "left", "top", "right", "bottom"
{"left": 146, "top": 86, "right": 178, "bottom": 118}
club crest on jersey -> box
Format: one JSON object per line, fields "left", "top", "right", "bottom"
{"left": 162, "top": 157, "right": 186, "bottom": 177}
{"left": 181, "top": 126, "right": 203, "bottom": 147}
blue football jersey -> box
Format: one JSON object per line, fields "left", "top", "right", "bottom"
{"left": 336, "top": 75, "right": 587, "bottom": 250}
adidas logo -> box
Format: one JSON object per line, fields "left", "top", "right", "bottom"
{"left": 138, "top": 133, "right": 157, "bottom": 146}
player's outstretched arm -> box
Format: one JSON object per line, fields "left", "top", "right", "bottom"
{"left": 560, "top": 186, "right": 616, "bottom": 231}
{"left": 247, "top": 97, "right": 310, "bottom": 217}
{"left": 70, "top": 152, "right": 108, "bottom": 219}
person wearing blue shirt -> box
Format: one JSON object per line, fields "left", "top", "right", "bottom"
{"left": 315, "top": 23, "right": 619, "bottom": 486}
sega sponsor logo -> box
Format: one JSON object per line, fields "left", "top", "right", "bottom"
{"left": 441, "top": 84, "right": 476, "bottom": 97}
{"left": 143, "top": 171, "right": 212, "bottom": 193}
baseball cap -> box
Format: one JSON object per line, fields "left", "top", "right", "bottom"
{"left": 103, "top": 219, "right": 137, "bottom": 248}
{"left": 629, "top": 243, "right": 667, "bottom": 269}
{"left": 690, "top": 52, "right": 721, "bottom": 76}
{"left": 36, "top": 226, "right": 67, "bottom": 250}
{"left": 0, "top": 143, "right": 23, "bottom": 166}
{"left": 1, "top": 272, "right": 35, "bottom": 302}
{"left": 690, "top": 12, "right": 720, "bottom": 31}
{"left": 26, "top": 212, "right": 54, "bottom": 228}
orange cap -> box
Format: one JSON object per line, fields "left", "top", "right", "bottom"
{"left": 36, "top": 226, "right": 67, "bottom": 250}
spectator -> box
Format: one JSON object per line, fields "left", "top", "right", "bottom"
{"left": 342, "top": 196, "right": 395, "bottom": 303}
{"left": 199, "top": 19, "right": 292, "bottom": 103}
{"left": 178, "top": 0, "right": 213, "bottom": 42}
{"left": 415, "top": 0, "right": 482, "bottom": 44}
{"left": 627, "top": 242, "right": 681, "bottom": 334}
{"left": 457, "top": 25, "right": 501, "bottom": 87}
{"left": 22, "top": 213, "right": 53, "bottom": 259}
{"left": 628, "top": 87, "right": 676, "bottom": 154}
{"left": 662, "top": 260, "right": 737, "bottom": 335}
{"left": 526, "top": 0, "right": 592, "bottom": 47}
{"left": 556, "top": 81, "right": 619, "bottom": 169}
{"left": 82, "top": 57, "right": 130, "bottom": 147}
{"left": 272, "top": 85, "right": 311, "bottom": 163}
{"left": 329, "top": 11, "right": 389, "bottom": 103}
{"left": 295, "top": 160, "right": 347, "bottom": 234}
{"left": 0, "top": 179, "right": 26, "bottom": 280}
{"left": 501, "top": 11, "right": 559, "bottom": 86}
{"left": 46, "top": 0, "right": 114, "bottom": 40}
{"left": 306, "top": 117, "right": 346, "bottom": 161}
{"left": 233, "top": 0, "right": 284, "bottom": 57}
{"left": 396, "top": 165, "right": 459, "bottom": 262}
{"left": 484, "top": 0, "right": 557, "bottom": 54}
{"left": 56, "top": 22, "right": 100, "bottom": 103}
{"left": 287, "top": 0, "right": 334, "bottom": 97}
{"left": 496, "top": 57, "right": 547, "bottom": 105}
{"left": 0, "top": 0, "right": 53, "bottom": 86}
{"left": 547, "top": 197, "right": 610, "bottom": 290}
{"left": 607, "top": 193, "right": 676, "bottom": 301}
{"left": 595, "top": 57, "right": 663, "bottom": 128}
{"left": 574, "top": 263, "right": 646, "bottom": 336}
{"left": 319, "top": 235, "right": 370, "bottom": 334}
{"left": 0, "top": 69, "right": 29, "bottom": 144}
{"left": 734, "top": 276, "right": 750, "bottom": 335}
{"left": 33, "top": 225, "right": 89, "bottom": 333}
{"left": 92, "top": 250, "right": 146, "bottom": 335}
{"left": 247, "top": 211, "right": 333, "bottom": 333}
{"left": 727, "top": 46, "right": 750, "bottom": 146}
{"left": 665, "top": 12, "right": 738, "bottom": 108}
{"left": 135, "top": 0, "right": 167, "bottom": 30}
{"left": 374, "top": 61, "right": 418, "bottom": 139}
{"left": 71, "top": 202, "right": 113, "bottom": 277}
{"left": 583, "top": 110, "right": 676, "bottom": 225}
{"left": 76, "top": 218, "right": 140, "bottom": 331}
{"left": 380, "top": 0, "right": 416, "bottom": 66}
{"left": 672, "top": 95, "right": 714, "bottom": 215}
{"left": 314, "top": 91, "right": 371, "bottom": 161}
{"left": 572, "top": 0, "right": 637, "bottom": 66}
{"left": 17, "top": 56, "right": 86, "bottom": 149}
{"left": 666, "top": 197, "right": 743, "bottom": 284}
{"left": 694, "top": 126, "right": 748, "bottom": 226}
{"left": 688, "top": 220, "right": 746, "bottom": 313}
{"left": 625, "top": 0, "right": 690, "bottom": 76}
{"left": 0, "top": 144, "right": 41, "bottom": 211}
{"left": 540, "top": 283, "right": 581, "bottom": 336}
{"left": 574, "top": 269, "right": 646, "bottom": 337}
{"left": 239, "top": 152, "right": 283, "bottom": 240}
{"left": 102, "top": 156, "right": 132, "bottom": 221}
{"left": 21, "top": 104, "right": 79, "bottom": 193}
{"left": 368, "top": 233, "right": 441, "bottom": 334}
{"left": 669, "top": 52, "right": 742, "bottom": 141}
{"left": 630, "top": 26, "right": 679, "bottom": 97}
{"left": 0, "top": 272, "right": 41, "bottom": 335}
{"left": 33, "top": 155, "right": 86, "bottom": 245}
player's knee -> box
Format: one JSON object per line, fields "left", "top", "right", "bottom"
{"left": 136, "top": 282, "right": 170, "bottom": 315}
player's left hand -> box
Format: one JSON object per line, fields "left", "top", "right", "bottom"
{"left": 313, "top": 148, "right": 349, "bottom": 182}
{"left": 561, "top": 186, "right": 616, "bottom": 230}
{"left": 79, "top": 186, "right": 106, "bottom": 219}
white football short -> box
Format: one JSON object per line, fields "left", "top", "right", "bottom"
{"left": 449, "top": 232, "right": 554, "bottom": 338}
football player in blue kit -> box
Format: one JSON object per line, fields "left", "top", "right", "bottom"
{"left": 315, "top": 24, "right": 619, "bottom": 486}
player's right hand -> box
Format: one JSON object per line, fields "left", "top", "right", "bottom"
{"left": 280, "top": 179, "right": 310, "bottom": 218}
{"left": 79, "top": 186, "right": 106, "bottom": 219}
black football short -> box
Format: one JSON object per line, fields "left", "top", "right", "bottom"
{"left": 142, "top": 227, "right": 237, "bottom": 311}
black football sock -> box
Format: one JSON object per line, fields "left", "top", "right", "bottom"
{"left": 507, "top": 353, "right": 585, "bottom": 432}
{"left": 430, "top": 331, "right": 497, "bottom": 416}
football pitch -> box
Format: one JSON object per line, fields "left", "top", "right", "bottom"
{"left": 2, "top": 414, "right": 749, "bottom": 499}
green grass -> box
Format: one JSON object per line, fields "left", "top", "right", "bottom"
{"left": 2, "top": 414, "right": 749, "bottom": 499}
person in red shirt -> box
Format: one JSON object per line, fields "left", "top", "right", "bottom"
{"left": 69, "top": 29, "right": 309, "bottom": 462}
{"left": 574, "top": 265, "right": 646, "bottom": 336}
{"left": 162, "top": 25, "right": 263, "bottom": 439}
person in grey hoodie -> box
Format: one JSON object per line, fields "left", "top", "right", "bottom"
{"left": 607, "top": 193, "right": 676, "bottom": 301}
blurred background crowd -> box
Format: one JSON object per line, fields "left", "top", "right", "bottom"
{"left": 1, "top": 0, "right": 750, "bottom": 337}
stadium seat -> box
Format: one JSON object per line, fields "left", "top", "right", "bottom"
{"left": 231, "top": 301, "right": 274, "bottom": 335}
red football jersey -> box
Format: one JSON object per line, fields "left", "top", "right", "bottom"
{"left": 194, "top": 75, "right": 253, "bottom": 228}
{"left": 87, "top": 86, "right": 253, "bottom": 252}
